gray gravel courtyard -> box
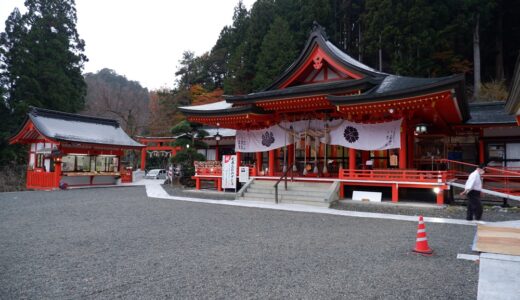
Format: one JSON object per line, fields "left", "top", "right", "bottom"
{"left": 1, "top": 187, "right": 479, "bottom": 299}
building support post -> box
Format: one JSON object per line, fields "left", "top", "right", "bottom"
{"left": 256, "top": 152, "right": 263, "bottom": 175}
{"left": 236, "top": 151, "right": 241, "bottom": 171}
{"left": 392, "top": 184, "right": 399, "bottom": 202}
{"left": 288, "top": 144, "right": 294, "bottom": 172}
{"left": 349, "top": 148, "right": 356, "bottom": 176}
{"left": 361, "top": 151, "right": 369, "bottom": 168}
{"left": 436, "top": 189, "right": 445, "bottom": 205}
{"left": 399, "top": 118, "right": 407, "bottom": 169}
{"left": 479, "top": 139, "right": 485, "bottom": 164}
{"left": 215, "top": 141, "right": 219, "bottom": 161}
{"left": 407, "top": 129, "right": 414, "bottom": 168}
{"left": 54, "top": 160, "right": 61, "bottom": 188}
{"left": 141, "top": 148, "right": 146, "bottom": 170}
{"left": 269, "top": 150, "right": 275, "bottom": 176}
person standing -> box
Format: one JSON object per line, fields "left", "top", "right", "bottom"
{"left": 460, "top": 163, "right": 486, "bottom": 221}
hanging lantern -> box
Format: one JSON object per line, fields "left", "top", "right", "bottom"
{"left": 415, "top": 124, "right": 428, "bottom": 134}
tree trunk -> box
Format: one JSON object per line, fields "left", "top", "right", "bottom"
{"left": 473, "top": 14, "right": 481, "bottom": 101}
{"left": 378, "top": 34, "right": 383, "bottom": 71}
{"left": 495, "top": 9, "right": 504, "bottom": 81}
{"left": 358, "top": 20, "right": 362, "bottom": 62}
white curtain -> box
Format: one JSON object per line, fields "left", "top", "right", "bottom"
{"left": 235, "top": 124, "right": 289, "bottom": 153}
{"left": 329, "top": 119, "right": 402, "bottom": 150}
{"left": 235, "top": 119, "right": 402, "bottom": 152}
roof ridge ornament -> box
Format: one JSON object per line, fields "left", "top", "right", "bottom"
{"left": 312, "top": 21, "right": 328, "bottom": 40}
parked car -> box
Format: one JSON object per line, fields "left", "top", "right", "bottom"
{"left": 145, "top": 169, "right": 167, "bottom": 179}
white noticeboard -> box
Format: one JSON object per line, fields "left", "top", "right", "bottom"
{"left": 239, "top": 166, "right": 249, "bottom": 183}
{"left": 352, "top": 191, "right": 382, "bottom": 202}
{"left": 222, "top": 155, "right": 237, "bottom": 189}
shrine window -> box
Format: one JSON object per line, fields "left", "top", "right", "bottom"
{"left": 95, "top": 156, "right": 119, "bottom": 172}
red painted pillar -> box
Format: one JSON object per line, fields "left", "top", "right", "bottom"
{"left": 479, "top": 139, "right": 485, "bottom": 164}
{"left": 399, "top": 119, "right": 407, "bottom": 169}
{"left": 140, "top": 148, "right": 146, "bottom": 170}
{"left": 331, "top": 145, "right": 337, "bottom": 159}
{"left": 436, "top": 189, "right": 444, "bottom": 205}
{"left": 269, "top": 150, "right": 275, "bottom": 176}
{"left": 361, "top": 151, "right": 369, "bottom": 168}
{"left": 256, "top": 152, "right": 263, "bottom": 174}
{"left": 215, "top": 141, "right": 220, "bottom": 161}
{"left": 54, "top": 161, "right": 62, "bottom": 188}
{"left": 407, "top": 130, "right": 415, "bottom": 169}
{"left": 349, "top": 148, "right": 356, "bottom": 176}
{"left": 288, "top": 144, "right": 294, "bottom": 170}
{"left": 392, "top": 184, "right": 399, "bottom": 202}
{"left": 236, "top": 151, "right": 241, "bottom": 170}
{"left": 275, "top": 149, "right": 280, "bottom": 173}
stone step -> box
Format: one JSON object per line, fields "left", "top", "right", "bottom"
{"left": 246, "top": 187, "right": 329, "bottom": 197}
{"left": 250, "top": 182, "right": 331, "bottom": 191}
{"left": 238, "top": 195, "right": 329, "bottom": 207}
{"left": 252, "top": 180, "right": 331, "bottom": 188}
{"left": 241, "top": 192, "right": 326, "bottom": 202}
{"left": 237, "top": 196, "right": 275, "bottom": 203}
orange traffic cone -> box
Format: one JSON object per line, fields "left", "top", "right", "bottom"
{"left": 413, "top": 215, "right": 433, "bottom": 255}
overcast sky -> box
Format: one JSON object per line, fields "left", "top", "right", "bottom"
{"left": 0, "top": 0, "right": 256, "bottom": 90}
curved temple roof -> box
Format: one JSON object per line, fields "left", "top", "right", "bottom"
{"left": 10, "top": 107, "right": 144, "bottom": 148}
{"left": 180, "top": 22, "right": 468, "bottom": 123}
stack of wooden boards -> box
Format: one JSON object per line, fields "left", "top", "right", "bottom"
{"left": 475, "top": 221, "right": 520, "bottom": 256}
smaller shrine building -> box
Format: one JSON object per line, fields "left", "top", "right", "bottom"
{"left": 10, "top": 107, "right": 144, "bottom": 189}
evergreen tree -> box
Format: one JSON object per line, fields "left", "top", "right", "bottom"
{"left": 0, "top": 0, "right": 86, "bottom": 167}
{"left": 170, "top": 120, "right": 207, "bottom": 186}
{"left": 253, "top": 17, "right": 298, "bottom": 90}
{"left": 0, "top": 0, "right": 87, "bottom": 119}
{"left": 223, "top": 1, "right": 253, "bottom": 94}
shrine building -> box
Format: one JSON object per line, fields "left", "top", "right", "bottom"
{"left": 180, "top": 24, "right": 520, "bottom": 205}
{"left": 10, "top": 107, "right": 144, "bottom": 189}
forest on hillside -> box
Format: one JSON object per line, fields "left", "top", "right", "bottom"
{"left": 168, "top": 0, "right": 520, "bottom": 99}
{"left": 1, "top": 0, "right": 520, "bottom": 174}
{"left": 149, "top": 0, "right": 520, "bottom": 135}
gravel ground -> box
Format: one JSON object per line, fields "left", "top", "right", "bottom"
{"left": 1, "top": 187, "right": 478, "bottom": 299}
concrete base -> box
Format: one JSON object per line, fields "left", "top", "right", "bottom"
{"left": 478, "top": 253, "right": 520, "bottom": 300}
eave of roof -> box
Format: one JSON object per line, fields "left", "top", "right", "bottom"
{"left": 466, "top": 102, "right": 516, "bottom": 125}
{"left": 224, "top": 77, "right": 380, "bottom": 103}
{"left": 11, "top": 106, "right": 145, "bottom": 148}
{"left": 328, "top": 74, "right": 469, "bottom": 121}
{"left": 328, "top": 74, "right": 464, "bottom": 103}
{"left": 179, "top": 102, "right": 267, "bottom": 117}
{"left": 263, "top": 22, "right": 386, "bottom": 91}
{"left": 31, "top": 106, "right": 121, "bottom": 127}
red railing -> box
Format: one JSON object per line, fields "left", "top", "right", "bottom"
{"left": 441, "top": 159, "right": 520, "bottom": 196}
{"left": 195, "top": 166, "right": 257, "bottom": 177}
{"left": 26, "top": 170, "right": 58, "bottom": 189}
{"left": 338, "top": 168, "right": 454, "bottom": 183}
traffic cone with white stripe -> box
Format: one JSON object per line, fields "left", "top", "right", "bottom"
{"left": 413, "top": 215, "right": 433, "bottom": 255}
